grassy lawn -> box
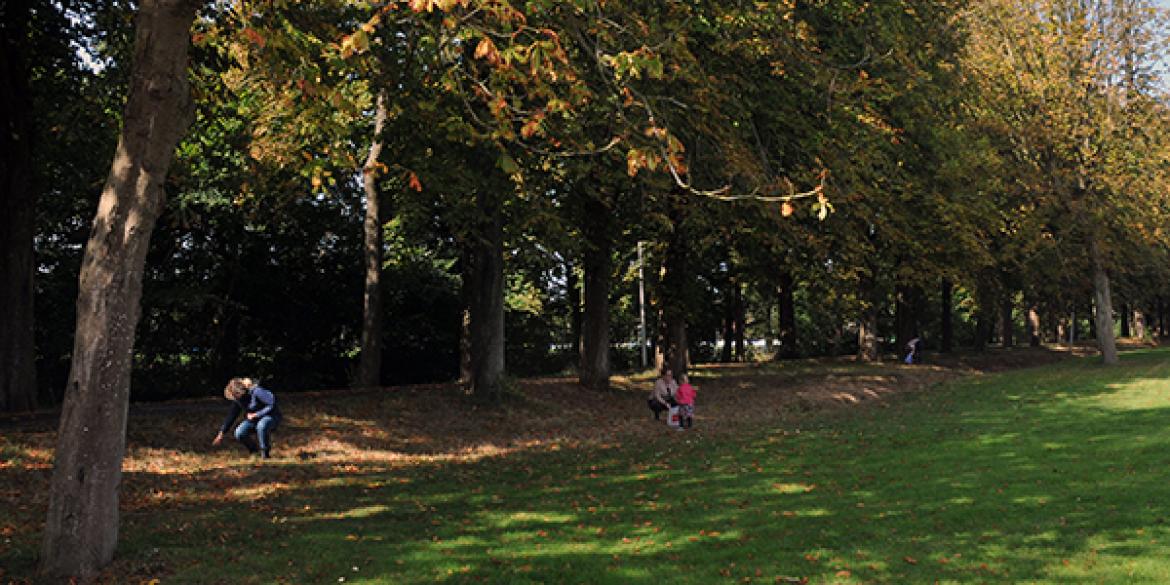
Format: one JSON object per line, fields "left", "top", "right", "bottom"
{"left": 5, "top": 348, "right": 1170, "bottom": 583}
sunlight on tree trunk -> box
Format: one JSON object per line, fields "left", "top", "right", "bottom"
{"left": 40, "top": 0, "right": 197, "bottom": 578}
{"left": 1091, "top": 237, "right": 1119, "bottom": 365}
{"left": 356, "top": 90, "right": 388, "bottom": 389}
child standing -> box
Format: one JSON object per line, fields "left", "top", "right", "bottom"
{"left": 675, "top": 374, "right": 696, "bottom": 430}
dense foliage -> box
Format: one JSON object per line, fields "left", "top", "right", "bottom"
{"left": 14, "top": 0, "right": 1170, "bottom": 403}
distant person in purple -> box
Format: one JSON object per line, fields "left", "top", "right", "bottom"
{"left": 213, "top": 377, "right": 282, "bottom": 459}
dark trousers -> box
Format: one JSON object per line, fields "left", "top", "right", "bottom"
{"left": 648, "top": 399, "right": 670, "bottom": 419}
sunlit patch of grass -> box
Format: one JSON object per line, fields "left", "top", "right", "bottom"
{"left": 7, "top": 349, "right": 1170, "bottom": 582}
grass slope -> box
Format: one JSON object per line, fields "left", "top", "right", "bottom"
{"left": 4, "top": 348, "right": 1170, "bottom": 583}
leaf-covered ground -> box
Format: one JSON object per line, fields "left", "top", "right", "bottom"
{"left": 5, "top": 346, "right": 1170, "bottom": 583}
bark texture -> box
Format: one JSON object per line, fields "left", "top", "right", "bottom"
{"left": 579, "top": 246, "right": 611, "bottom": 391}
{"left": 467, "top": 191, "right": 506, "bottom": 397}
{"left": 0, "top": 0, "right": 37, "bottom": 413}
{"left": 1090, "top": 237, "right": 1118, "bottom": 364}
{"left": 356, "top": 90, "right": 388, "bottom": 389}
{"left": 578, "top": 195, "right": 612, "bottom": 391}
{"left": 41, "top": 0, "right": 197, "bottom": 578}
{"left": 657, "top": 197, "right": 690, "bottom": 377}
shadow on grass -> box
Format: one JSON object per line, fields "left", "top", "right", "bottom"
{"left": 4, "top": 348, "right": 1170, "bottom": 583}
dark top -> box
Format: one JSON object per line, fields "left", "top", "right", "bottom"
{"left": 219, "top": 385, "right": 282, "bottom": 434}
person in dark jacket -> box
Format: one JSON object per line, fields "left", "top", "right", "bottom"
{"left": 213, "top": 377, "right": 282, "bottom": 458}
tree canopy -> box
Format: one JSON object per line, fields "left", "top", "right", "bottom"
{"left": 6, "top": 0, "right": 1170, "bottom": 576}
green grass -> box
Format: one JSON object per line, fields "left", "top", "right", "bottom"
{"left": 9, "top": 349, "right": 1170, "bottom": 583}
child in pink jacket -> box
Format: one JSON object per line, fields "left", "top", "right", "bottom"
{"left": 675, "top": 374, "right": 696, "bottom": 430}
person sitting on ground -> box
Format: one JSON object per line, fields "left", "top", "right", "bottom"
{"left": 213, "top": 377, "right": 282, "bottom": 459}
{"left": 675, "top": 374, "right": 696, "bottom": 430}
{"left": 648, "top": 368, "right": 678, "bottom": 420}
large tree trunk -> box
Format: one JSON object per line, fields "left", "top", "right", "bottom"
{"left": 1090, "top": 238, "right": 1118, "bottom": 364}
{"left": 467, "top": 190, "right": 506, "bottom": 397}
{"left": 940, "top": 278, "right": 954, "bottom": 353}
{"left": 578, "top": 197, "right": 612, "bottom": 391}
{"left": 776, "top": 271, "right": 797, "bottom": 359}
{"left": 0, "top": 0, "right": 37, "bottom": 413}
{"left": 40, "top": 0, "right": 197, "bottom": 578}
{"left": 355, "top": 90, "right": 388, "bottom": 389}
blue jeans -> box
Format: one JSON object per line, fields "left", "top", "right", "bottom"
{"left": 234, "top": 415, "right": 280, "bottom": 454}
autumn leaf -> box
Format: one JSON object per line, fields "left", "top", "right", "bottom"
{"left": 475, "top": 38, "right": 501, "bottom": 65}
{"left": 407, "top": 172, "right": 423, "bottom": 192}
{"left": 781, "top": 201, "right": 795, "bottom": 217}
{"left": 408, "top": 0, "right": 435, "bottom": 12}
{"left": 242, "top": 27, "right": 266, "bottom": 49}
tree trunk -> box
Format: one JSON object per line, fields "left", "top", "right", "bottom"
{"left": 657, "top": 196, "right": 690, "bottom": 377}
{"left": 459, "top": 306, "right": 472, "bottom": 384}
{"left": 857, "top": 308, "right": 879, "bottom": 362}
{"left": 895, "top": 284, "right": 922, "bottom": 349}
{"left": 578, "top": 197, "right": 611, "bottom": 391}
{"left": 1090, "top": 238, "right": 1118, "bottom": 364}
{"left": 763, "top": 303, "right": 774, "bottom": 354}
{"left": 355, "top": 90, "right": 388, "bottom": 389}
{"left": 40, "top": 0, "right": 197, "bottom": 578}
{"left": 1087, "top": 301, "right": 1097, "bottom": 339}
{"left": 776, "top": 271, "right": 797, "bottom": 359}
{"left": 458, "top": 247, "right": 473, "bottom": 384}
{"left": 1027, "top": 306, "right": 1041, "bottom": 347}
{"left": 467, "top": 190, "right": 506, "bottom": 397}
{"left": 0, "top": 0, "right": 37, "bottom": 413}
{"left": 1001, "top": 294, "right": 1014, "bottom": 348}
{"left": 720, "top": 293, "right": 733, "bottom": 363}
{"left": 1119, "top": 302, "right": 1131, "bottom": 338}
{"left": 973, "top": 278, "right": 995, "bottom": 351}
{"left": 733, "top": 283, "right": 746, "bottom": 360}
{"left": 940, "top": 278, "right": 953, "bottom": 353}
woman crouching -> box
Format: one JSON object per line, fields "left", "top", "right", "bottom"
{"left": 213, "top": 377, "right": 282, "bottom": 459}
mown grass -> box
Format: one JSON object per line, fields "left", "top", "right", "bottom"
{"left": 5, "top": 348, "right": 1170, "bottom": 583}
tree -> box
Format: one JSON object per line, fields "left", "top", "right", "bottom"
{"left": 40, "top": 0, "right": 199, "bottom": 577}
{"left": 356, "top": 90, "right": 388, "bottom": 388}
{"left": 964, "top": 0, "right": 1169, "bottom": 364}
{"left": 0, "top": 0, "right": 37, "bottom": 413}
